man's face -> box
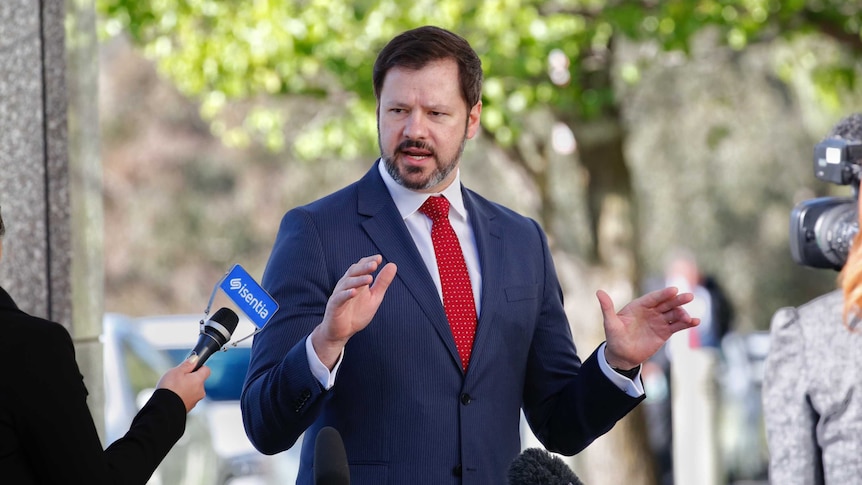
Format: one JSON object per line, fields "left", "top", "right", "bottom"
{"left": 377, "top": 58, "right": 481, "bottom": 193}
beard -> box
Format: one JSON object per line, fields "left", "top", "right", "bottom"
{"left": 380, "top": 129, "right": 468, "bottom": 192}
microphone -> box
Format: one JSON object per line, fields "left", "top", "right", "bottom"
{"left": 314, "top": 426, "right": 350, "bottom": 485}
{"left": 189, "top": 307, "right": 239, "bottom": 371}
{"left": 508, "top": 448, "right": 584, "bottom": 485}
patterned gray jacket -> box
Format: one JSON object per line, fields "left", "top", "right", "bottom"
{"left": 763, "top": 289, "right": 862, "bottom": 484}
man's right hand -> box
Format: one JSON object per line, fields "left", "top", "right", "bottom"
{"left": 311, "top": 254, "right": 397, "bottom": 369}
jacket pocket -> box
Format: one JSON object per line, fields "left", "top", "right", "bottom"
{"left": 505, "top": 285, "right": 539, "bottom": 302}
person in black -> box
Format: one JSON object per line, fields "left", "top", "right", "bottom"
{"left": 0, "top": 204, "right": 212, "bottom": 484}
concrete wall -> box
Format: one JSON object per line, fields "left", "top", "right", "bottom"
{"left": 0, "top": 0, "right": 104, "bottom": 438}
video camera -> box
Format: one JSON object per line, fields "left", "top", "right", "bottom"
{"left": 790, "top": 138, "right": 862, "bottom": 270}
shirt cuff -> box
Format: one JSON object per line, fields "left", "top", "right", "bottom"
{"left": 306, "top": 335, "right": 342, "bottom": 390}
{"left": 597, "top": 342, "right": 645, "bottom": 397}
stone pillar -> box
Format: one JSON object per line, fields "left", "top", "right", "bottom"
{"left": 66, "top": 0, "right": 105, "bottom": 440}
{"left": 0, "top": 0, "right": 104, "bottom": 439}
{"left": 0, "top": 1, "right": 70, "bottom": 320}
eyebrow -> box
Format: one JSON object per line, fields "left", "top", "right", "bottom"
{"left": 386, "top": 100, "right": 454, "bottom": 112}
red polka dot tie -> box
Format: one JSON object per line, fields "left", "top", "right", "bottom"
{"left": 419, "top": 196, "right": 477, "bottom": 372}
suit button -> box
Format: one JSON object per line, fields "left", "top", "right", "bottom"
{"left": 460, "top": 393, "right": 472, "bottom": 405}
{"left": 453, "top": 464, "right": 462, "bottom": 477}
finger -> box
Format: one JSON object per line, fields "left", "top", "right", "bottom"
{"left": 334, "top": 257, "right": 377, "bottom": 288}
{"left": 653, "top": 291, "right": 694, "bottom": 314}
{"left": 595, "top": 289, "right": 616, "bottom": 318}
{"left": 347, "top": 255, "right": 383, "bottom": 277}
{"left": 637, "top": 287, "right": 680, "bottom": 309}
{"left": 194, "top": 365, "right": 212, "bottom": 380}
{"left": 371, "top": 262, "right": 397, "bottom": 295}
{"left": 661, "top": 307, "right": 692, "bottom": 324}
{"left": 328, "top": 287, "right": 361, "bottom": 308}
{"left": 339, "top": 274, "right": 374, "bottom": 292}
{"left": 668, "top": 317, "right": 700, "bottom": 333}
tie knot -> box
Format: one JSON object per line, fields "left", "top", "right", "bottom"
{"left": 419, "top": 196, "right": 450, "bottom": 222}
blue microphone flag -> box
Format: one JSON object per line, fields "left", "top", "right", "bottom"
{"left": 217, "top": 264, "right": 278, "bottom": 329}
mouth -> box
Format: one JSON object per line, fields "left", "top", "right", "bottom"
{"left": 398, "top": 141, "right": 434, "bottom": 163}
{"left": 401, "top": 148, "right": 432, "bottom": 161}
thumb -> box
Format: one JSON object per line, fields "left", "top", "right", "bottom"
{"left": 181, "top": 354, "right": 199, "bottom": 371}
{"left": 182, "top": 355, "right": 211, "bottom": 379}
{"left": 596, "top": 289, "right": 616, "bottom": 319}
{"left": 371, "top": 262, "right": 397, "bottom": 294}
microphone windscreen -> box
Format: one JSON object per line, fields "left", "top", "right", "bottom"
{"left": 508, "top": 448, "right": 583, "bottom": 485}
{"left": 207, "top": 307, "right": 239, "bottom": 341}
{"left": 314, "top": 426, "right": 350, "bottom": 485}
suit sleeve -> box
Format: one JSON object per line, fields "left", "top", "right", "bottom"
{"left": 15, "top": 321, "right": 186, "bottom": 485}
{"left": 762, "top": 306, "right": 820, "bottom": 484}
{"left": 241, "top": 208, "right": 332, "bottom": 454}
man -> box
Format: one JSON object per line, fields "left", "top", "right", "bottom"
{"left": 241, "top": 26, "right": 698, "bottom": 484}
{"left": 0, "top": 204, "right": 211, "bottom": 483}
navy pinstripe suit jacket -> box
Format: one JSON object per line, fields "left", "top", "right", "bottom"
{"left": 241, "top": 161, "right": 642, "bottom": 484}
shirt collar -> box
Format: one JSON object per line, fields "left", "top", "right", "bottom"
{"left": 377, "top": 159, "right": 467, "bottom": 222}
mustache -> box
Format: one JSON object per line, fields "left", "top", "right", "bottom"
{"left": 397, "top": 139, "right": 435, "bottom": 154}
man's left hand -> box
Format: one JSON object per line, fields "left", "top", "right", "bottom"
{"left": 597, "top": 287, "right": 700, "bottom": 370}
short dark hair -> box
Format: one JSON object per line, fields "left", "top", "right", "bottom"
{"left": 827, "top": 113, "right": 862, "bottom": 142}
{"left": 372, "top": 26, "right": 483, "bottom": 110}
{"left": 0, "top": 204, "right": 4, "bottom": 238}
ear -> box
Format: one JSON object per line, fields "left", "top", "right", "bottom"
{"left": 466, "top": 101, "right": 482, "bottom": 139}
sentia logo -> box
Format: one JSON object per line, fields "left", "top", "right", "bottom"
{"left": 229, "top": 277, "right": 270, "bottom": 321}
{"left": 218, "top": 265, "right": 278, "bottom": 328}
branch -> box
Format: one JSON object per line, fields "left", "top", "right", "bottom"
{"left": 800, "top": 8, "right": 862, "bottom": 54}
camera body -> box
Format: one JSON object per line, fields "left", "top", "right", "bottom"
{"left": 790, "top": 138, "right": 862, "bottom": 270}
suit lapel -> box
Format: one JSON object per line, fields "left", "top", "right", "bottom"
{"left": 462, "top": 187, "right": 503, "bottom": 376}
{"left": 356, "top": 164, "right": 462, "bottom": 368}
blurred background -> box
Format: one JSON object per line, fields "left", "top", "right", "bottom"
{"left": 4, "top": 1, "right": 862, "bottom": 484}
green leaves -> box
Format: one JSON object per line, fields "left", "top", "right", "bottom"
{"left": 97, "top": 0, "right": 862, "bottom": 158}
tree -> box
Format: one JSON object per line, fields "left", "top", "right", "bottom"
{"left": 97, "top": 0, "right": 862, "bottom": 261}
{"left": 95, "top": 1, "right": 862, "bottom": 483}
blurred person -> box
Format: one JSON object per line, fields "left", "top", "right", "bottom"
{"left": 763, "top": 112, "right": 862, "bottom": 484}
{"left": 663, "top": 248, "right": 734, "bottom": 352}
{"left": 0, "top": 204, "right": 212, "bottom": 484}
{"left": 242, "top": 25, "right": 700, "bottom": 484}
{"left": 643, "top": 249, "right": 735, "bottom": 485}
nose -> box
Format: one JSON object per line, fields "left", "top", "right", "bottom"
{"left": 402, "top": 111, "right": 427, "bottom": 140}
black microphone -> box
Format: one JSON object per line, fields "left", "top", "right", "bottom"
{"left": 189, "top": 307, "right": 239, "bottom": 371}
{"left": 314, "top": 426, "right": 350, "bottom": 485}
{"left": 508, "top": 448, "right": 584, "bottom": 485}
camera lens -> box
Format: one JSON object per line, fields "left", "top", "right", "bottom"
{"left": 814, "top": 202, "right": 859, "bottom": 268}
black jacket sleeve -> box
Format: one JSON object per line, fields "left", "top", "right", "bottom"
{"left": 0, "top": 312, "right": 186, "bottom": 484}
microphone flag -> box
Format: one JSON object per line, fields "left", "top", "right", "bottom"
{"left": 203, "top": 263, "right": 279, "bottom": 347}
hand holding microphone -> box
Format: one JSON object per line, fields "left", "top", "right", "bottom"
{"left": 156, "top": 308, "right": 238, "bottom": 412}
{"left": 156, "top": 355, "right": 211, "bottom": 412}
